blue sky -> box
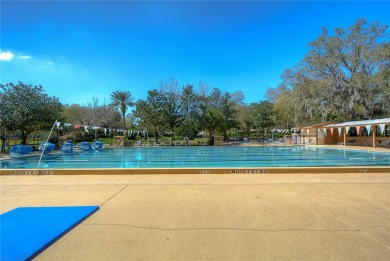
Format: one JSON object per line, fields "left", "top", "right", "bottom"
{"left": 1, "top": 1, "right": 389, "bottom": 105}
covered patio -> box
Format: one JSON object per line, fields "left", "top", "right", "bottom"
{"left": 323, "top": 118, "right": 390, "bottom": 148}
{"left": 294, "top": 121, "right": 336, "bottom": 145}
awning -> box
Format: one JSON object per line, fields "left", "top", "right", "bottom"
{"left": 324, "top": 118, "right": 390, "bottom": 128}
{"left": 294, "top": 121, "right": 337, "bottom": 130}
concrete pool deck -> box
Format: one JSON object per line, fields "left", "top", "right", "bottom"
{"left": 1, "top": 173, "right": 390, "bottom": 260}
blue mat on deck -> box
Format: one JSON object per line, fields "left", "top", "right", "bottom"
{"left": 1, "top": 206, "right": 99, "bottom": 261}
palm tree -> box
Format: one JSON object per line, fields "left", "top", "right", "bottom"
{"left": 110, "top": 90, "right": 134, "bottom": 131}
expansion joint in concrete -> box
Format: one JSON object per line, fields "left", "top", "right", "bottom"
{"left": 100, "top": 185, "right": 128, "bottom": 207}
{"left": 82, "top": 223, "right": 360, "bottom": 233}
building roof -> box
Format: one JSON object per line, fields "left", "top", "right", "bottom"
{"left": 294, "top": 121, "right": 337, "bottom": 130}
{"left": 324, "top": 118, "right": 390, "bottom": 128}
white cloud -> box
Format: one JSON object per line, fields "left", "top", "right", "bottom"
{"left": 0, "top": 50, "right": 15, "bottom": 61}
{"left": 46, "top": 61, "right": 55, "bottom": 65}
{"left": 19, "top": 55, "right": 32, "bottom": 59}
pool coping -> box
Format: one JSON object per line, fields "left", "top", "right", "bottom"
{"left": 1, "top": 166, "right": 389, "bottom": 175}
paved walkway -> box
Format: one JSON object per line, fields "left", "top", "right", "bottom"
{"left": 1, "top": 174, "right": 390, "bottom": 260}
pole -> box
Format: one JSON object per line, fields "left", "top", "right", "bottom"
{"left": 37, "top": 120, "right": 57, "bottom": 173}
{"left": 343, "top": 127, "right": 346, "bottom": 147}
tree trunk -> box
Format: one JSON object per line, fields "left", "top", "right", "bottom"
{"left": 154, "top": 130, "right": 159, "bottom": 143}
{"left": 0, "top": 129, "right": 6, "bottom": 153}
{"left": 208, "top": 130, "right": 215, "bottom": 145}
{"left": 21, "top": 131, "right": 27, "bottom": 145}
{"left": 122, "top": 113, "right": 126, "bottom": 131}
{"left": 170, "top": 127, "right": 174, "bottom": 145}
{"left": 1, "top": 138, "right": 6, "bottom": 153}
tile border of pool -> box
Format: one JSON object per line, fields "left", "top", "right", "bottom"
{"left": 1, "top": 166, "right": 389, "bottom": 175}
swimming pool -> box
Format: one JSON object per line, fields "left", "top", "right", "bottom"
{"left": 1, "top": 146, "right": 389, "bottom": 169}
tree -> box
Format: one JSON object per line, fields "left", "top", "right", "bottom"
{"left": 218, "top": 92, "right": 239, "bottom": 139}
{"left": 85, "top": 97, "right": 122, "bottom": 128}
{"left": 179, "top": 84, "right": 201, "bottom": 139}
{"left": 62, "top": 97, "right": 122, "bottom": 140}
{"left": 62, "top": 104, "right": 88, "bottom": 125}
{"left": 236, "top": 104, "right": 252, "bottom": 138}
{"left": 0, "top": 92, "right": 7, "bottom": 152}
{"left": 274, "top": 19, "right": 389, "bottom": 123}
{"left": 251, "top": 101, "right": 274, "bottom": 139}
{"left": 231, "top": 91, "right": 245, "bottom": 105}
{"left": 273, "top": 91, "right": 295, "bottom": 129}
{"left": 198, "top": 109, "right": 224, "bottom": 143}
{"left": 303, "top": 18, "right": 389, "bottom": 120}
{"left": 160, "top": 79, "right": 183, "bottom": 143}
{"left": 265, "top": 84, "right": 296, "bottom": 128}
{"left": 198, "top": 81, "right": 211, "bottom": 97}
{"left": 63, "top": 98, "right": 121, "bottom": 128}
{"left": 0, "top": 82, "right": 62, "bottom": 144}
{"left": 110, "top": 90, "right": 134, "bottom": 131}
{"left": 133, "top": 89, "right": 165, "bottom": 142}
{"left": 198, "top": 88, "right": 239, "bottom": 141}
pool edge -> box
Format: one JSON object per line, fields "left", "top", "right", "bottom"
{"left": 1, "top": 166, "right": 389, "bottom": 175}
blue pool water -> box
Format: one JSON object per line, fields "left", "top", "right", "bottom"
{"left": 1, "top": 146, "right": 389, "bottom": 169}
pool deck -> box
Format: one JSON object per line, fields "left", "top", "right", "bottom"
{"left": 1, "top": 145, "right": 389, "bottom": 259}
{"left": 1, "top": 173, "right": 390, "bottom": 260}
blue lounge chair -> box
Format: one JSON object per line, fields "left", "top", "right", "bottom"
{"left": 38, "top": 142, "right": 55, "bottom": 154}
{"left": 93, "top": 141, "right": 104, "bottom": 150}
{"left": 79, "top": 142, "right": 93, "bottom": 152}
{"left": 10, "top": 145, "right": 33, "bottom": 158}
{"left": 61, "top": 142, "right": 74, "bottom": 154}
